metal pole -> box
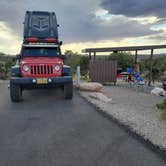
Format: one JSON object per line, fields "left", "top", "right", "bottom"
{"left": 76, "top": 66, "right": 81, "bottom": 85}
{"left": 148, "top": 49, "right": 153, "bottom": 86}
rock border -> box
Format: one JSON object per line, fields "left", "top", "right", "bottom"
{"left": 78, "top": 91, "right": 166, "bottom": 161}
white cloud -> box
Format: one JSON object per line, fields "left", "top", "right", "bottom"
{"left": 0, "top": 22, "right": 21, "bottom": 54}
{"left": 0, "top": 0, "right": 165, "bottom": 54}
{"left": 131, "top": 16, "right": 159, "bottom": 25}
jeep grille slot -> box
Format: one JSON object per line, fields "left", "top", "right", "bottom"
{"left": 30, "top": 65, "right": 53, "bottom": 76}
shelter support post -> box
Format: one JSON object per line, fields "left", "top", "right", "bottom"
{"left": 89, "top": 52, "right": 91, "bottom": 59}
{"left": 94, "top": 52, "right": 96, "bottom": 60}
{"left": 134, "top": 50, "right": 139, "bottom": 72}
{"left": 148, "top": 49, "right": 154, "bottom": 86}
{"left": 135, "top": 50, "right": 138, "bottom": 64}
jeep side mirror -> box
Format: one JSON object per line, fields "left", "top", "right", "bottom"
{"left": 59, "top": 41, "right": 63, "bottom": 45}
{"left": 16, "top": 54, "right": 20, "bottom": 60}
{"left": 61, "top": 55, "right": 67, "bottom": 60}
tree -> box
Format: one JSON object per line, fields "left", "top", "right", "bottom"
{"left": 0, "top": 62, "right": 6, "bottom": 79}
{"left": 4, "top": 61, "right": 14, "bottom": 75}
{"left": 139, "top": 57, "right": 166, "bottom": 82}
{"left": 108, "top": 52, "right": 134, "bottom": 71}
{"left": 64, "top": 50, "right": 89, "bottom": 75}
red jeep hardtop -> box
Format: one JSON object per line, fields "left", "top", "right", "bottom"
{"left": 10, "top": 11, "right": 73, "bottom": 102}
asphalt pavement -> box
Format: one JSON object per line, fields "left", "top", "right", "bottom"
{"left": 0, "top": 82, "right": 165, "bottom": 166}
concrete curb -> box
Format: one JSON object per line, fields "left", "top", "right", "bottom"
{"left": 78, "top": 91, "right": 166, "bottom": 161}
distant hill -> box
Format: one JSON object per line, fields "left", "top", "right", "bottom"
{"left": 137, "top": 54, "right": 166, "bottom": 60}
{"left": 0, "top": 53, "right": 15, "bottom": 61}
{"left": 81, "top": 53, "right": 166, "bottom": 61}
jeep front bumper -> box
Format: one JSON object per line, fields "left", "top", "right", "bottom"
{"left": 10, "top": 76, "right": 72, "bottom": 89}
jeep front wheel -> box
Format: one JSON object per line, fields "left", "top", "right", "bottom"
{"left": 64, "top": 83, "right": 73, "bottom": 99}
{"left": 10, "top": 82, "right": 22, "bottom": 102}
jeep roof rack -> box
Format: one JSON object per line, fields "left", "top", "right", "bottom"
{"left": 22, "top": 43, "right": 59, "bottom": 48}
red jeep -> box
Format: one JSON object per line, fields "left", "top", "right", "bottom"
{"left": 10, "top": 11, "right": 73, "bottom": 102}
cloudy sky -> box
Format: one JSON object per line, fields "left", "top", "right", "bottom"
{"left": 0, "top": 0, "right": 166, "bottom": 54}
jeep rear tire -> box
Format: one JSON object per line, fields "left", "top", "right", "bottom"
{"left": 10, "top": 81, "right": 22, "bottom": 102}
{"left": 64, "top": 83, "right": 73, "bottom": 99}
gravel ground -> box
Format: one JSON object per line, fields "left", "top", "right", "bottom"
{"left": 80, "top": 85, "right": 166, "bottom": 150}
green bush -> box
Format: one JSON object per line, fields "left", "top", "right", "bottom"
{"left": 79, "top": 56, "right": 89, "bottom": 75}
{"left": 64, "top": 50, "right": 89, "bottom": 75}
{"left": 108, "top": 52, "right": 134, "bottom": 71}
{"left": 156, "top": 98, "right": 166, "bottom": 111}
{"left": 0, "top": 61, "right": 5, "bottom": 72}
{"left": 139, "top": 57, "right": 166, "bottom": 80}
{"left": 0, "top": 54, "right": 16, "bottom": 79}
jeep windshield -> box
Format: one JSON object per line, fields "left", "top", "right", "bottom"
{"left": 22, "top": 47, "right": 60, "bottom": 57}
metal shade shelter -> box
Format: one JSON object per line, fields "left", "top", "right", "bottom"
{"left": 83, "top": 45, "right": 166, "bottom": 86}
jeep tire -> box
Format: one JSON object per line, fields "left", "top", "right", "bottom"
{"left": 10, "top": 81, "right": 22, "bottom": 102}
{"left": 64, "top": 83, "right": 73, "bottom": 99}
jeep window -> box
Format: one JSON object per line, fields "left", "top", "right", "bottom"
{"left": 22, "top": 47, "right": 60, "bottom": 57}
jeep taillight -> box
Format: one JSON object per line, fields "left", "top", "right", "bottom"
{"left": 44, "top": 38, "right": 56, "bottom": 43}
{"left": 25, "top": 37, "right": 38, "bottom": 42}
{"left": 25, "top": 37, "right": 57, "bottom": 43}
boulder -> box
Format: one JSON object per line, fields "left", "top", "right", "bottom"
{"left": 88, "top": 92, "right": 112, "bottom": 103}
{"left": 78, "top": 82, "right": 103, "bottom": 92}
{"left": 151, "top": 87, "right": 166, "bottom": 96}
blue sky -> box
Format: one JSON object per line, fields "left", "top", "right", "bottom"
{"left": 0, "top": 0, "right": 166, "bottom": 54}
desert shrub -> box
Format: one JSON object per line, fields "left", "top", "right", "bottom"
{"left": 64, "top": 50, "right": 89, "bottom": 75}
{"left": 108, "top": 52, "right": 134, "bottom": 71}
{"left": 79, "top": 56, "right": 89, "bottom": 75}
{"left": 140, "top": 57, "right": 166, "bottom": 81}
{"left": 156, "top": 98, "right": 166, "bottom": 110}
{"left": 0, "top": 54, "right": 16, "bottom": 79}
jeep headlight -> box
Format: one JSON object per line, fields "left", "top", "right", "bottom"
{"left": 23, "top": 65, "right": 29, "bottom": 72}
{"left": 54, "top": 65, "right": 60, "bottom": 71}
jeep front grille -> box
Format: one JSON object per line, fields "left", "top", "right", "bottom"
{"left": 30, "top": 65, "right": 53, "bottom": 76}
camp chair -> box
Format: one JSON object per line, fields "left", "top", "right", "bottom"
{"left": 133, "top": 75, "right": 145, "bottom": 91}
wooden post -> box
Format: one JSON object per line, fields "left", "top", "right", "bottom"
{"left": 94, "top": 52, "right": 96, "bottom": 60}
{"left": 135, "top": 50, "right": 138, "bottom": 64}
{"left": 134, "top": 50, "right": 139, "bottom": 72}
{"left": 148, "top": 49, "right": 154, "bottom": 86}
{"left": 89, "top": 52, "right": 91, "bottom": 59}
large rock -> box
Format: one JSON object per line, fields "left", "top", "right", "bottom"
{"left": 151, "top": 87, "right": 166, "bottom": 96}
{"left": 78, "top": 82, "right": 103, "bottom": 92}
{"left": 88, "top": 92, "right": 112, "bottom": 103}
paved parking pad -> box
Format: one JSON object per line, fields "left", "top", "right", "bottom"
{"left": 0, "top": 83, "right": 165, "bottom": 166}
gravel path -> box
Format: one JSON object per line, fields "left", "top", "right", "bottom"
{"left": 80, "top": 86, "right": 166, "bottom": 150}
